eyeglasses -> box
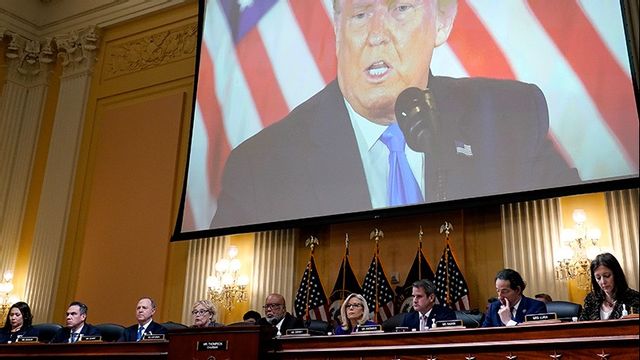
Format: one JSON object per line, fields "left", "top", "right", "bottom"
{"left": 345, "top": 303, "right": 363, "bottom": 309}
{"left": 263, "top": 303, "right": 283, "bottom": 310}
{"left": 191, "top": 309, "right": 211, "bottom": 316}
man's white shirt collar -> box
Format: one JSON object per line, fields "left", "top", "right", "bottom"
{"left": 344, "top": 98, "right": 425, "bottom": 208}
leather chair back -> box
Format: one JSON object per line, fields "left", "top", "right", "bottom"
{"left": 161, "top": 321, "right": 188, "bottom": 330}
{"left": 455, "top": 310, "right": 484, "bottom": 328}
{"left": 95, "top": 323, "right": 125, "bottom": 342}
{"left": 31, "top": 323, "right": 63, "bottom": 343}
{"left": 381, "top": 312, "right": 406, "bottom": 332}
{"left": 546, "top": 301, "right": 583, "bottom": 321}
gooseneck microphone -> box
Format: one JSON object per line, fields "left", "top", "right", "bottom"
{"left": 394, "top": 87, "right": 447, "bottom": 201}
{"left": 394, "top": 87, "right": 439, "bottom": 153}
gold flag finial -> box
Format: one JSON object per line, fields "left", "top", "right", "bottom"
{"left": 439, "top": 222, "right": 453, "bottom": 236}
{"left": 369, "top": 228, "right": 384, "bottom": 242}
{"left": 305, "top": 235, "right": 319, "bottom": 252}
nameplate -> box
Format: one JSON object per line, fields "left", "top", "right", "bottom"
{"left": 285, "top": 328, "right": 309, "bottom": 336}
{"left": 525, "top": 313, "right": 557, "bottom": 322}
{"left": 79, "top": 335, "right": 102, "bottom": 342}
{"left": 435, "top": 319, "right": 464, "bottom": 328}
{"left": 15, "top": 336, "right": 38, "bottom": 343}
{"left": 354, "top": 324, "right": 382, "bottom": 333}
{"left": 197, "top": 340, "right": 228, "bottom": 351}
{"left": 142, "top": 333, "right": 165, "bottom": 341}
{"left": 394, "top": 326, "right": 410, "bottom": 332}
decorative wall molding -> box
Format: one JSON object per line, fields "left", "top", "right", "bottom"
{"left": 103, "top": 22, "right": 197, "bottom": 79}
{"left": 1, "top": 32, "right": 54, "bottom": 85}
{"left": 54, "top": 26, "right": 100, "bottom": 76}
{"left": 1, "top": 26, "right": 101, "bottom": 81}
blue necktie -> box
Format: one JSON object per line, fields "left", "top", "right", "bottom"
{"left": 136, "top": 326, "right": 144, "bottom": 341}
{"left": 380, "top": 123, "right": 424, "bottom": 206}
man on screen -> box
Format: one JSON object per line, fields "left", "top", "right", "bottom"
{"left": 212, "top": 0, "right": 579, "bottom": 228}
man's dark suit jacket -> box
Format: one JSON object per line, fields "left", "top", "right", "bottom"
{"left": 50, "top": 323, "right": 101, "bottom": 343}
{"left": 257, "top": 312, "right": 304, "bottom": 335}
{"left": 212, "top": 76, "right": 580, "bottom": 228}
{"left": 482, "top": 296, "right": 547, "bottom": 327}
{"left": 118, "top": 320, "right": 167, "bottom": 342}
{"left": 400, "top": 305, "right": 457, "bottom": 330}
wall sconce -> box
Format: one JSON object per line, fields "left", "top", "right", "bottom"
{"left": 206, "top": 246, "right": 249, "bottom": 311}
{"left": 555, "top": 209, "right": 603, "bottom": 290}
{"left": 0, "top": 271, "right": 20, "bottom": 319}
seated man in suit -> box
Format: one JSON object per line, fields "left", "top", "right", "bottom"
{"left": 401, "top": 279, "right": 456, "bottom": 331}
{"left": 482, "top": 269, "right": 547, "bottom": 327}
{"left": 119, "top": 297, "right": 167, "bottom": 342}
{"left": 257, "top": 293, "right": 303, "bottom": 336}
{"left": 50, "top": 301, "right": 101, "bottom": 343}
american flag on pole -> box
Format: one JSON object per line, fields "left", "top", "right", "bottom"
{"left": 294, "top": 253, "right": 330, "bottom": 322}
{"left": 434, "top": 241, "right": 470, "bottom": 311}
{"left": 361, "top": 252, "right": 395, "bottom": 323}
{"left": 182, "top": 0, "right": 639, "bottom": 232}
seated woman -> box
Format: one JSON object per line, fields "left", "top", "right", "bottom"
{"left": 191, "top": 300, "right": 224, "bottom": 328}
{"left": 334, "top": 294, "right": 376, "bottom": 335}
{"left": 579, "top": 252, "right": 639, "bottom": 321}
{"left": 0, "top": 302, "right": 39, "bottom": 344}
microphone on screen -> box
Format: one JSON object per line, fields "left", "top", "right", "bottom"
{"left": 394, "top": 87, "right": 439, "bottom": 154}
{"left": 394, "top": 87, "right": 447, "bottom": 201}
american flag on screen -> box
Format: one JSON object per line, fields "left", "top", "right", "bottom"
{"left": 361, "top": 252, "right": 395, "bottom": 322}
{"left": 434, "top": 242, "right": 470, "bottom": 311}
{"left": 183, "top": 0, "right": 639, "bottom": 232}
{"left": 294, "top": 254, "right": 330, "bottom": 321}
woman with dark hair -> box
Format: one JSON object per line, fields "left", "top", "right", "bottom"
{"left": 579, "top": 253, "right": 639, "bottom": 321}
{"left": 0, "top": 302, "right": 39, "bottom": 343}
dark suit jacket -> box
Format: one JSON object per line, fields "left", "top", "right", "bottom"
{"left": 400, "top": 305, "right": 457, "bottom": 330}
{"left": 482, "top": 296, "right": 547, "bottom": 327}
{"left": 118, "top": 320, "right": 167, "bottom": 342}
{"left": 212, "top": 76, "right": 580, "bottom": 228}
{"left": 0, "top": 325, "right": 39, "bottom": 344}
{"left": 50, "top": 323, "right": 101, "bottom": 343}
{"left": 257, "top": 313, "right": 304, "bottom": 336}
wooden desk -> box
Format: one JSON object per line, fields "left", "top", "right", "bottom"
{"left": 1, "top": 320, "right": 636, "bottom": 359}
{"left": 273, "top": 318, "right": 639, "bottom": 359}
{"left": 0, "top": 340, "right": 168, "bottom": 359}
{"left": 167, "top": 325, "right": 274, "bottom": 360}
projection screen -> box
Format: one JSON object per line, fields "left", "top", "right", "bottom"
{"left": 173, "top": 0, "right": 639, "bottom": 239}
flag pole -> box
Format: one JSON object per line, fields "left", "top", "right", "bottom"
{"left": 341, "top": 233, "right": 349, "bottom": 301}
{"left": 304, "top": 235, "right": 319, "bottom": 320}
{"left": 439, "top": 222, "right": 453, "bottom": 307}
{"left": 370, "top": 228, "right": 384, "bottom": 323}
{"left": 418, "top": 226, "right": 424, "bottom": 280}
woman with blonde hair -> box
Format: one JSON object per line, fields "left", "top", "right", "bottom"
{"left": 335, "top": 293, "right": 376, "bottom": 335}
{"left": 191, "top": 300, "right": 224, "bottom": 328}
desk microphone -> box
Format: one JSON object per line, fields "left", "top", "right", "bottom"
{"left": 394, "top": 87, "right": 447, "bottom": 201}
